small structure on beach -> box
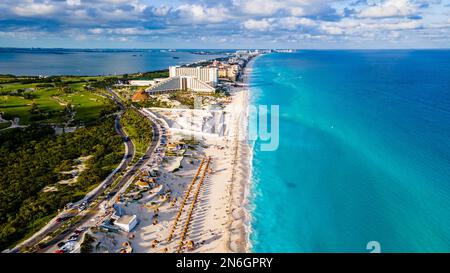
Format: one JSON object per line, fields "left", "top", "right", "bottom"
{"left": 111, "top": 204, "right": 138, "bottom": 232}
{"left": 114, "top": 215, "right": 138, "bottom": 232}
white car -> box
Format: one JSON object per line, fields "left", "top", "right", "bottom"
{"left": 61, "top": 241, "right": 75, "bottom": 252}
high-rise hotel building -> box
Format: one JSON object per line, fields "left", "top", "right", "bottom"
{"left": 169, "top": 66, "right": 218, "bottom": 86}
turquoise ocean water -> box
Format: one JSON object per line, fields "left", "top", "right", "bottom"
{"left": 249, "top": 50, "right": 450, "bottom": 253}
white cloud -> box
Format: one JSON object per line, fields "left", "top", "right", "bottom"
{"left": 319, "top": 18, "right": 423, "bottom": 37}
{"left": 88, "top": 28, "right": 104, "bottom": 34}
{"left": 152, "top": 6, "right": 171, "bottom": 16}
{"left": 13, "top": 3, "right": 57, "bottom": 17}
{"left": 374, "top": 20, "right": 422, "bottom": 30}
{"left": 321, "top": 25, "right": 344, "bottom": 35}
{"left": 359, "top": 0, "right": 418, "bottom": 18}
{"left": 113, "top": 28, "right": 152, "bottom": 35}
{"left": 99, "top": 0, "right": 130, "bottom": 3}
{"left": 2, "top": 0, "right": 448, "bottom": 48}
{"left": 89, "top": 27, "right": 153, "bottom": 36}
{"left": 177, "top": 4, "right": 231, "bottom": 23}
{"left": 278, "top": 17, "right": 316, "bottom": 30}
{"left": 243, "top": 19, "right": 273, "bottom": 31}
{"left": 243, "top": 16, "right": 317, "bottom": 32}
{"left": 66, "top": 0, "right": 81, "bottom": 6}
{"left": 233, "top": 0, "right": 335, "bottom": 17}
{"left": 234, "top": 0, "right": 283, "bottom": 16}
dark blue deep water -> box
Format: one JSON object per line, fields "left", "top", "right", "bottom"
{"left": 249, "top": 50, "right": 450, "bottom": 252}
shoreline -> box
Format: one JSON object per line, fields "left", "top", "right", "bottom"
{"left": 3, "top": 53, "right": 263, "bottom": 253}
{"left": 225, "top": 55, "right": 260, "bottom": 253}
{"left": 75, "top": 55, "right": 262, "bottom": 254}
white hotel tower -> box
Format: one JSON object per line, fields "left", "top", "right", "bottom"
{"left": 145, "top": 66, "right": 218, "bottom": 94}
{"left": 169, "top": 66, "right": 218, "bottom": 86}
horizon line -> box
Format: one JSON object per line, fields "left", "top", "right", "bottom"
{"left": 1, "top": 47, "right": 450, "bottom": 51}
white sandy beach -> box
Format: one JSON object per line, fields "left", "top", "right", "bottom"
{"left": 88, "top": 58, "right": 257, "bottom": 254}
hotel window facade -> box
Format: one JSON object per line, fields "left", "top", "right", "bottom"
{"left": 169, "top": 66, "right": 218, "bottom": 86}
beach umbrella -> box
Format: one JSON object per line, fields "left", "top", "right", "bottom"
{"left": 186, "top": 240, "right": 195, "bottom": 250}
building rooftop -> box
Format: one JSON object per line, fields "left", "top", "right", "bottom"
{"left": 116, "top": 214, "right": 136, "bottom": 225}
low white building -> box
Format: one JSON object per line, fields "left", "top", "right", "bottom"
{"left": 114, "top": 215, "right": 138, "bottom": 232}
{"left": 128, "top": 80, "right": 153, "bottom": 86}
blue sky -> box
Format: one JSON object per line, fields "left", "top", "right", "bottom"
{"left": 0, "top": 0, "right": 449, "bottom": 49}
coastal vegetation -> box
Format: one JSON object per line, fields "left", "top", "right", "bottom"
{"left": 134, "top": 97, "right": 171, "bottom": 108}
{"left": 0, "top": 118, "right": 123, "bottom": 250}
{"left": 128, "top": 70, "right": 169, "bottom": 80}
{"left": 169, "top": 91, "right": 195, "bottom": 108}
{"left": 80, "top": 233, "right": 96, "bottom": 253}
{"left": 121, "top": 109, "right": 153, "bottom": 156}
{"left": 0, "top": 121, "right": 11, "bottom": 130}
{"left": 0, "top": 74, "right": 129, "bottom": 250}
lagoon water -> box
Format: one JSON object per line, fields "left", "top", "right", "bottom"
{"left": 0, "top": 48, "right": 226, "bottom": 76}
{"left": 249, "top": 50, "right": 450, "bottom": 252}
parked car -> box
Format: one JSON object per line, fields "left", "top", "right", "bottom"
{"left": 54, "top": 249, "right": 65, "bottom": 254}
{"left": 78, "top": 205, "right": 86, "bottom": 212}
{"left": 57, "top": 242, "right": 66, "bottom": 248}
{"left": 56, "top": 216, "right": 72, "bottom": 223}
{"left": 61, "top": 241, "right": 75, "bottom": 252}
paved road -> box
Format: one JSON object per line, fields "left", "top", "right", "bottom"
{"left": 38, "top": 89, "right": 162, "bottom": 253}
{"left": 8, "top": 88, "right": 137, "bottom": 253}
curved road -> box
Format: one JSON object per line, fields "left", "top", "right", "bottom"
{"left": 9, "top": 87, "right": 159, "bottom": 253}
{"left": 37, "top": 89, "right": 162, "bottom": 253}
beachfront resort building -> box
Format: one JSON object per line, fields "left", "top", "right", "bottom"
{"left": 209, "top": 60, "right": 240, "bottom": 82}
{"left": 145, "top": 76, "right": 215, "bottom": 94}
{"left": 169, "top": 66, "right": 218, "bottom": 86}
{"left": 144, "top": 66, "right": 218, "bottom": 94}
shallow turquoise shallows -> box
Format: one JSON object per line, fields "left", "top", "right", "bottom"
{"left": 248, "top": 50, "right": 450, "bottom": 253}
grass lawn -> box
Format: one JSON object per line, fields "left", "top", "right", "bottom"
{"left": 0, "top": 95, "right": 33, "bottom": 124}
{"left": 60, "top": 91, "right": 112, "bottom": 123}
{"left": 0, "top": 80, "right": 115, "bottom": 125}
{"left": 0, "top": 88, "right": 67, "bottom": 124}
{"left": 0, "top": 82, "right": 39, "bottom": 92}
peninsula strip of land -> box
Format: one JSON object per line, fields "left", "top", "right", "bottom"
{"left": 0, "top": 50, "right": 263, "bottom": 253}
